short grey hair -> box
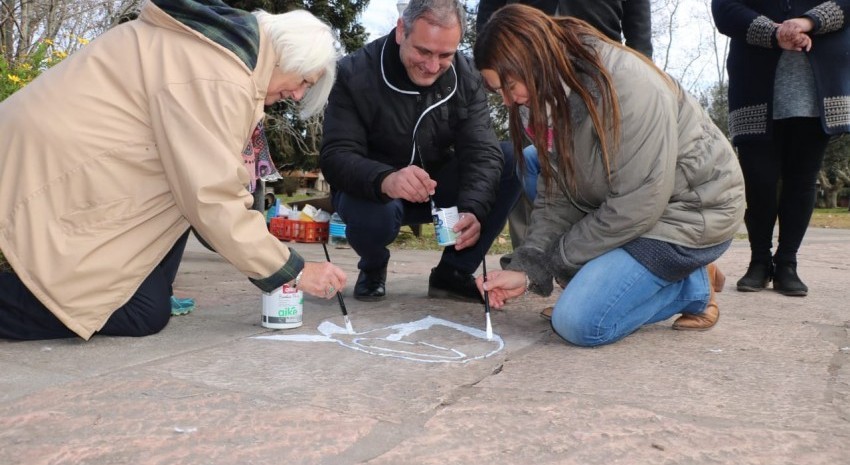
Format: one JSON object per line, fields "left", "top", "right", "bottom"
{"left": 401, "top": 0, "right": 466, "bottom": 37}
{"left": 254, "top": 10, "right": 340, "bottom": 118}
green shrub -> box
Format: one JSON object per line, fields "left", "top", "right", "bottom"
{"left": 1, "top": 40, "right": 65, "bottom": 102}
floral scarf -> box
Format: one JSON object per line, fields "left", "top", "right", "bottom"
{"left": 242, "top": 120, "right": 282, "bottom": 193}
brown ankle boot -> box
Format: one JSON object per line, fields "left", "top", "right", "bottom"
{"left": 672, "top": 263, "right": 722, "bottom": 331}
{"left": 709, "top": 262, "right": 725, "bottom": 292}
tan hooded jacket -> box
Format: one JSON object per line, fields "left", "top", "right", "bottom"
{"left": 0, "top": 2, "right": 300, "bottom": 339}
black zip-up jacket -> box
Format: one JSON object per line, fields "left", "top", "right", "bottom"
{"left": 319, "top": 30, "right": 503, "bottom": 222}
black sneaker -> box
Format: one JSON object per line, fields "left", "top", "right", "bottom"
{"left": 428, "top": 265, "right": 483, "bottom": 303}
{"left": 773, "top": 262, "right": 808, "bottom": 297}
{"left": 354, "top": 266, "right": 387, "bottom": 302}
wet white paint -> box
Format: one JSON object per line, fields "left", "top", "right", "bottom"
{"left": 254, "top": 315, "right": 504, "bottom": 363}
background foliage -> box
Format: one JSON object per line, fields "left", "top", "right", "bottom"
{"left": 224, "top": 0, "right": 369, "bottom": 171}
{"left": 0, "top": 39, "right": 58, "bottom": 100}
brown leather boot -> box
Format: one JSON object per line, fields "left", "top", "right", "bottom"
{"left": 672, "top": 263, "right": 723, "bottom": 331}
{"left": 709, "top": 262, "right": 726, "bottom": 292}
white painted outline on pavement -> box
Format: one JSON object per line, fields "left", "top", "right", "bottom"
{"left": 253, "top": 315, "right": 504, "bottom": 363}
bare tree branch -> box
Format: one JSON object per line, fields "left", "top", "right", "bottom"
{"left": 1, "top": 0, "right": 141, "bottom": 64}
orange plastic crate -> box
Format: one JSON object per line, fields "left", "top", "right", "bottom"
{"left": 269, "top": 217, "right": 329, "bottom": 243}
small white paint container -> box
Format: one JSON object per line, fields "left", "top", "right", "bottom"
{"left": 261, "top": 284, "right": 303, "bottom": 329}
{"left": 432, "top": 205, "right": 459, "bottom": 247}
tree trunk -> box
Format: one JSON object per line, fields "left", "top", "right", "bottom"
{"left": 825, "top": 190, "right": 838, "bottom": 209}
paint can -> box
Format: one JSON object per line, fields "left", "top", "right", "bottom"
{"left": 432, "top": 205, "right": 459, "bottom": 247}
{"left": 261, "top": 284, "right": 303, "bottom": 329}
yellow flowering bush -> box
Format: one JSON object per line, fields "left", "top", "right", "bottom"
{"left": 0, "top": 40, "right": 66, "bottom": 102}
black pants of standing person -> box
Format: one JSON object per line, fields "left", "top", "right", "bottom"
{"left": 736, "top": 117, "right": 831, "bottom": 266}
{"left": 0, "top": 231, "right": 189, "bottom": 340}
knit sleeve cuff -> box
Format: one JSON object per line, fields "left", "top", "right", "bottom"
{"left": 249, "top": 249, "right": 305, "bottom": 293}
{"left": 804, "top": 2, "right": 844, "bottom": 34}
{"left": 506, "top": 247, "right": 554, "bottom": 296}
{"left": 747, "top": 15, "right": 779, "bottom": 49}
{"left": 543, "top": 236, "right": 580, "bottom": 288}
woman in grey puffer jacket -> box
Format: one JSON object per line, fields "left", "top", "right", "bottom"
{"left": 472, "top": 5, "right": 745, "bottom": 347}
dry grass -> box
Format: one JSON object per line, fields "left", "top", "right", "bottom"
{"left": 390, "top": 223, "right": 513, "bottom": 254}
{"left": 392, "top": 208, "right": 850, "bottom": 254}
{"left": 810, "top": 208, "right": 850, "bottom": 229}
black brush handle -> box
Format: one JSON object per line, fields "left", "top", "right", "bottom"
{"left": 482, "top": 259, "right": 491, "bottom": 315}
{"left": 321, "top": 242, "right": 348, "bottom": 316}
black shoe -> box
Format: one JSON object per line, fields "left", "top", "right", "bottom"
{"left": 354, "top": 267, "right": 387, "bottom": 302}
{"left": 428, "top": 266, "right": 483, "bottom": 303}
{"left": 737, "top": 261, "right": 773, "bottom": 292}
{"left": 499, "top": 254, "right": 512, "bottom": 270}
{"left": 773, "top": 262, "right": 808, "bottom": 297}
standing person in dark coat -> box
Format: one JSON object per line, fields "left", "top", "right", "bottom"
{"left": 320, "top": 0, "right": 520, "bottom": 303}
{"left": 476, "top": 0, "right": 653, "bottom": 58}
{"left": 713, "top": 0, "right": 850, "bottom": 296}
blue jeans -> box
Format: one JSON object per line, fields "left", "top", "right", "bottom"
{"left": 550, "top": 248, "right": 710, "bottom": 347}
{"left": 518, "top": 144, "right": 540, "bottom": 201}
{"left": 334, "top": 150, "right": 520, "bottom": 274}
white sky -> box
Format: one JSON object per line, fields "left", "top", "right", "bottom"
{"left": 361, "top": 0, "right": 405, "bottom": 39}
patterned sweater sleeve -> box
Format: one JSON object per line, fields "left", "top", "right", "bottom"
{"left": 803, "top": 1, "right": 849, "bottom": 34}
{"left": 711, "top": 0, "right": 780, "bottom": 49}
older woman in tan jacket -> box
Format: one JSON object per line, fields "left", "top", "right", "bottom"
{"left": 0, "top": 0, "right": 345, "bottom": 340}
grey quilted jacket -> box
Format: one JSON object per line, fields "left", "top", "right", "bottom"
{"left": 512, "top": 41, "right": 745, "bottom": 294}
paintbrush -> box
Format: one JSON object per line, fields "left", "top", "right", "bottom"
{"left": 482, "top": 259, "right": 493, "bottom": 341}
{"left": 321, "top": 242, "right": 354, "bottom": 334}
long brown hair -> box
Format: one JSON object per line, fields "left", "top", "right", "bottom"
{"left": 474, "top": 4, "right": 627, "bottom": 194}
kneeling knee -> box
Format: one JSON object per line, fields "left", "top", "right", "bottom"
{"left": 550, "top": 308, "right": 614, "bottom": 348}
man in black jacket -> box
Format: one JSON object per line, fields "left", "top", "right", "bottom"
{"left": 320, "top": 0, "right": 519, "bottom": 303}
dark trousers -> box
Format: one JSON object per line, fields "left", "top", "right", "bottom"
{"left": 736, "top": 118, "right": 830, "bottom": 265}
{"left": 0, "top": 231, "right": 189, "bottom": 340}
{"left": 333, "top": 150, "right": 521, "bottom": 275}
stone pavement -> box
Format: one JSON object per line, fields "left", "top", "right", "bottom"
{"left": 1, "top": 228, "right": 849, "bottom": 465}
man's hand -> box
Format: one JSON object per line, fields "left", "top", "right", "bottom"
{"left": 380, "top": 166, "right": 437, "bottom": 203}
{"left": 452, "top": 212, "right": 481, "bottom": 251}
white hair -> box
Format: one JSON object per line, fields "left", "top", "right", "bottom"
{"left": 254, "top": 10, "right": 340, "bottom": 118}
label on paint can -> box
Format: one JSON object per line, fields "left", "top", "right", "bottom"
{"left": 432, "top": 205, "right": 459, "bottom": 247}
{"left": 261, "top": 284, "right": 303, "bottom": 329}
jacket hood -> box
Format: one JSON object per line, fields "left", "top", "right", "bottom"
{"left": 151, "top": 0, "right": 260, "bottom": 69}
